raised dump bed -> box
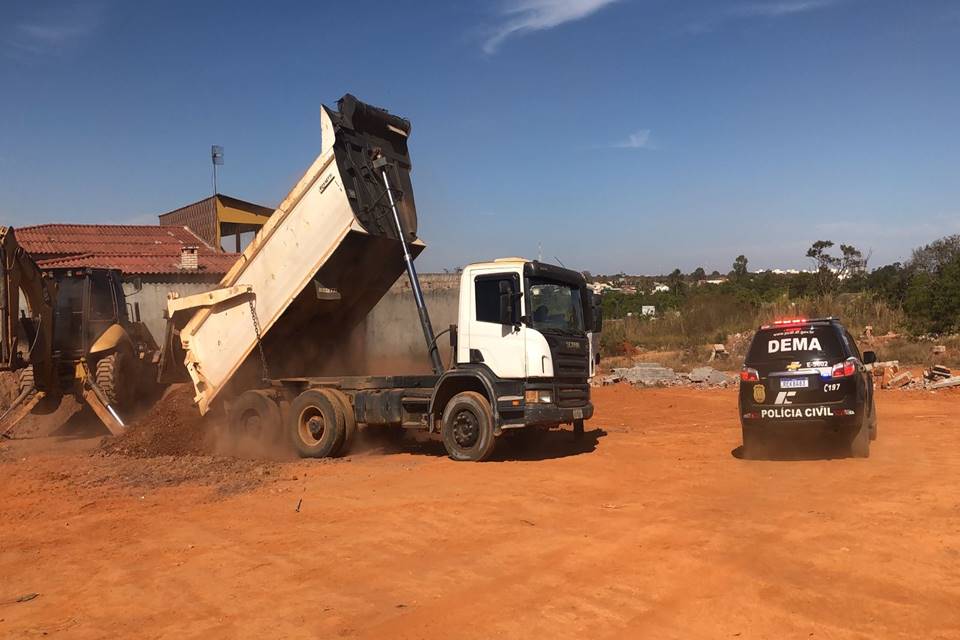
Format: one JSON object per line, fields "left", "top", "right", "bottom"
{"left": 162, "top": 95, "right": 423, "bottom": 414}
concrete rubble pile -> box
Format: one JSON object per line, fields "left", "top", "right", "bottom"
{"left": 596, "top": 363, "right": 734, "bottom": 389}
{"left": 871, "top": 359, "right": 960, "bottom": 391}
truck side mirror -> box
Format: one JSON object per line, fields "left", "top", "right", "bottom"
{"left": 498, "top": 281, "right": 515, "bottom": 326}
{"left": 863, "top": 350, "right": 877, "bottom": 365}
{"left": 588, "top": 292, "right": 603, "bottom": 332}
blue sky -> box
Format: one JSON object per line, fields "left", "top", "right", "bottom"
{"left": 1, "top": 0, "right": 958, "bottom": 275}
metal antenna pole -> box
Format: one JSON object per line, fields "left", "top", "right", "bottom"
{"left": 379, "top": 163, "right": 443, "bottom": 375}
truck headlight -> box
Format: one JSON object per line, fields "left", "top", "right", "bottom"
{"left": 524, "top": 390, "right": 553, "bottom": 404}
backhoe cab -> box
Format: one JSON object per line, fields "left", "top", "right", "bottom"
{"left": 41, "top": 267, "right": 158, "bottom": 412}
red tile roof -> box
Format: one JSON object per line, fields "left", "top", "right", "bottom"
{"left": 16, "top": 224, "right": 238, "bottom": 276}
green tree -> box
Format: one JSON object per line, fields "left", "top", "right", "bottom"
{"left": 732, "top": 255, "right": 749, "bottom": 280}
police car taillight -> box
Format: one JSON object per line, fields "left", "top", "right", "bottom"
{"left": 740, "top": 367, "right": 759, "bottom": 382}
{"left": 831, "top": 358, "right": 857, "bottom": 378}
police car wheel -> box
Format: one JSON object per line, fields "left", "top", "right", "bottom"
{"left": 741, "top": 426, "right": 766, "bottom": 460}
{"left": 868, "top": 403, "right": 878, "bottom": 441}
{"left": 850, "top": 415, "right": 870, "bottom": 458}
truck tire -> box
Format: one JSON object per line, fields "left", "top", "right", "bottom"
{"left": 287, "top": 389, "right": 345, "bottom": 459}
{"left": 18, "top": 366, "right": 61, "bottom": 415}
{"left": 441, "top": 391, "right": 496, "bottom": 462}
{"left": 573, "top": 419, "right": 585, "bottom": 440}
{"left": 322, "top": 389, "right": 356, "bottom": 455}
{"left": 95, "top": 352, "right": 128, "bottom": 409}
{"left": 227, "top": 390, "right": 282, "bottom": 444}
{"left": 315, "top": 388, "right": 349, "bottom": 456}
{"left": 850, "top": 414, "right": 871, "bottom": 458}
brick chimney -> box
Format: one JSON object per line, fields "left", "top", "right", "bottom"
{"left": 180, "top": 245, "right": 199, "bottom": 271}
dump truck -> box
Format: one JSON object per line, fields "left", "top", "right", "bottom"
{"left": 0, "top": 229, "right": 159, "bottom": 435}
{"left": 162, "top": 94, "right": 598, "bottom": 461}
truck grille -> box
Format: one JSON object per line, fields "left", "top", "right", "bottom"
{"left": 545, "top": 335, "right": 590, "bottom": 379}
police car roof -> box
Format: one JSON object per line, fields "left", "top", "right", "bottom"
{"left": 759, "top": 317, "right": 841, "bottom": 330}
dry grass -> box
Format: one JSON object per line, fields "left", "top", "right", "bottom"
{"left": 601, "top": 293, "right": 954, "bottom": 368}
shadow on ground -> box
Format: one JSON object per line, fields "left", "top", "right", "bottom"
{"left": 352, "top": 427, "right": 607, "bottom": 462}
{"left": 731, "top": 437, "right": 856, "bottom": 461}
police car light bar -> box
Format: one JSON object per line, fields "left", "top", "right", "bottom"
{"left": 773, "top": 318, "right": 808, "bottom": 325}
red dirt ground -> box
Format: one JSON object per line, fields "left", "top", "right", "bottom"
{"left": 1, "top": 385, "right": 959, "bottom": 639}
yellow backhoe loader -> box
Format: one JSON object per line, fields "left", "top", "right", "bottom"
{"left": 0, "top": 226, "right": 160, "bottom": 437}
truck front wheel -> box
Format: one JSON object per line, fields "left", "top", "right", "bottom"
{"left": 441, "top": 391, "right": 496, "bottom": 462}
{"left": 287, "top": 389, "right": 345, "bottom": 459}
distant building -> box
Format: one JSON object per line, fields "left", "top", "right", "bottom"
{"left": 159, "top": 193, "right": 274, "bottom": 253}
{"left": 651, "top": 283, "right": 670, "bottom": 293}
{"left": 16, "top": 223, "right": 237, "bottom": 345}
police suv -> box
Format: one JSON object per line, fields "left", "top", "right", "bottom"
{"left": 739, "top": 318, "right": 877, "bottom": 458}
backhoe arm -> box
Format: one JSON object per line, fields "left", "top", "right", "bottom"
{"left": 0, "top": 227, "right": 55, "bottom": 389}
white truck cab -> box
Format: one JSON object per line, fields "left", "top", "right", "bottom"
{"left": 443, "top": 258, "right": 595, "bottom": 434}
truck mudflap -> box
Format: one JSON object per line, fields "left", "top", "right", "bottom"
{"left": 163, "top": 95, "right": 424, "bottom": 414}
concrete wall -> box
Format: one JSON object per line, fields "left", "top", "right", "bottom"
{"left": 123, "top": 276, "right": 222, "bottom": 347}
{"left": 355, "top": 273, "right": 462, "bottom": 374}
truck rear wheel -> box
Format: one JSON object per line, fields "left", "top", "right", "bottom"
{"left": 314, "top": 388, "right": 349, "bottom": 456}
{"left": 288, "top": 389, "right": 345, "bottom": 459}
{"left": 227, "top": 390, "right": 282, "bottom": 444}
{"left": 441, "top": 391, "right": 496, "bottom": 462}
{"left": 321, "top": 389, "right": 356, "bottom": 455}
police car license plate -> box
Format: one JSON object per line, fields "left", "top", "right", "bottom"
{"left": 780, "top": 377, "right": 808, "bottom": 389}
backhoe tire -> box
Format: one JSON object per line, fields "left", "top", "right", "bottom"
{"left": 18, "top": 366, "right": 60, "bottom": 415}
{"left": 287, "top": 389, "right": 345, "bottom": 459}
{"left": 227, "top": 390, "right": 283, "bottom": 445}
{"left": 95, "top": 352, "right": 130, "bottom": 409}
{"left": 441, "top": 391, "right": 496, "bottom": 462}
{"left": 17, "top": 367, "right": 35, "bottom": 399}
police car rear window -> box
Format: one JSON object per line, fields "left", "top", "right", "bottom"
{"left": 746, "top": 325, "right": 844, "bottom": 364}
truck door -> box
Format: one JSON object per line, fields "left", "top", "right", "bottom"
{"left": 467, "top": 271, "right": 526, "bottom": 379}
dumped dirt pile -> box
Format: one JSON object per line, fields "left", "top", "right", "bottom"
{"left": 0, "top": 371, "right": 19, "bottom": 410}
{"left": 102, "top": 385, "right": 213, "bottom": 458}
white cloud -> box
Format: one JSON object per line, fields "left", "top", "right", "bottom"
{"left": 6, "top": 4, "right": 103, "bottom": 57}
{"left": 735, "top": 0, "right": 839, "bottom": 18}
{"left": 681, "top": 0, "right": 841, "bottom": 34}
{"left": 612, "top": 129, "right": 655, "bottom": 149}
{"left": 483, "top": 0, "right": 619, "bottom": 54}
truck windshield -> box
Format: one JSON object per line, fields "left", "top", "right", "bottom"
{"left": 527, "top": 278, "right": 584, "bottom": 333}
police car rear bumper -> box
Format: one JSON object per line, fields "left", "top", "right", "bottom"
{"left": 740, "top": 404, "right": 861, "bottom": 431}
